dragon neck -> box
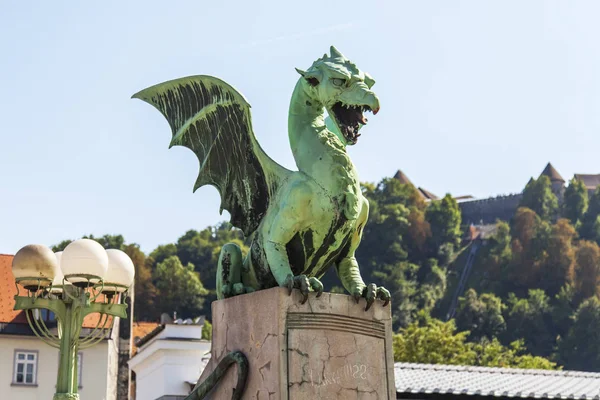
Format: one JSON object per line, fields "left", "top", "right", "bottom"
{"left": 288, "top": 79, "right": 361, "bottom": 216}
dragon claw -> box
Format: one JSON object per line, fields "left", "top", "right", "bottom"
{"left": 283, "top": 274, "right": 294, "bottom": 296}
{"left": 222, "top": 283, "right": 255, "bottom": 298}
{"left": 309, "top": 277, "right": 324, "bottom": 297}
{"left": 378, "top": 287, "right": 391, "bottom": 307}
{"left": 353, "top": 284, "right": 391, "bottom": 311}
{"left": 233, "top": 283, "right": 246, "bottom": 296}
{"left": 364, "top": 283, "right": 377, "bottom": 311}
{"left": 283, "top": 275, "right": 324, "bottom": 304}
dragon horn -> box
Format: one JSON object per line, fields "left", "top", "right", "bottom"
{"left": 330, "top": 46, "right": 344, "bottom": 59}
{"left": 295, "top": 68, "right": 306, "bottom": 76}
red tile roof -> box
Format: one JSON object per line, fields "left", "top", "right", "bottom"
{"left": 131, "top": 322, "right": 161, "bottom": 356}
{"left": 0, "top": 254, "right": 105, "bottom": 329}
{"left": 0, "top": 254, "right": 27, "bottom": 324}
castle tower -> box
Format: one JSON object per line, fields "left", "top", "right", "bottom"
{"left": 393, "top": 169, "right": 414, "bottom": 186}
{"left": 393, "top": 169, "right": 439, "bottom": 200}
{"left": 540, "top": 162, "right": 565, "bottom": 202}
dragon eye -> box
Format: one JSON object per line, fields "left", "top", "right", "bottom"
{"left": 331, "top": 78, "right": 346, "bottom": 87}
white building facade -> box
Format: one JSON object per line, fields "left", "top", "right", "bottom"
{"left": 0, "top": 254, "right": 121, "bottom": 400}
{"left": 128, "top": 320, "right": 210, "bottom": 400}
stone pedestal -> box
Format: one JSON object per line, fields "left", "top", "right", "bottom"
{"left": 198, "top": 287, "right": 395, "bottom": 399}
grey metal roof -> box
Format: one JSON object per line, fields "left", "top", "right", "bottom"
{"left": 395, "top": 363, "right": 600, "bottom": 399}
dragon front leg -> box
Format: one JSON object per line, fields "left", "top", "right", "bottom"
{"left": 337, "top": 257, "right": 390, "bottom": 311}
{"left": 336, "top": 198, "right": 390, "bottom": 311}
{"left": 264, "top": 185, "right": 324, "bottom": 303}
{"left": 216, "top": 243, "right": 255, "bottom": 300}
{"left": 264, "top": 239, "right": 323, "bottom": 304}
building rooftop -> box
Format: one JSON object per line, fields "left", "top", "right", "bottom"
{"left": 395, "top": 362, "right": 600, "bottom": 399}
{"left": 131, "top": 321, "right": 162, "bottom": 356}
{"left": 540, "top": 163, "right": 565, "bottom": 183}
{"left": 133, "top": 314, "right": 206, "bottom": 352}
{"left": 419, "top": 187, "right": 440, "bottom": 201}
{"left": 394, "top": 169, "right": 415, "bottom": 186}
{"left": 574, "top": 174, "right": 600, "bottom": 191}
{"left": 393, "top": 169, "right": 441, "bottom": 201}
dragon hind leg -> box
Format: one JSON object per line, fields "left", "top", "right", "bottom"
{"left": 217, "top": 243, "right": 254, "bottom": 299}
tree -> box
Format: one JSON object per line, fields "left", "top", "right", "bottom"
{"left": 573, "top": 241, "right": 600, "bottom": 302}
{"left": 393, "top": 317, "right": 556, "bottom": 369}
{"left": 52, "top": 234, "right": 126, "bottom": 252}
{"left": 154, "top": 256, "right": 208, "bottom": 318}
{"left": 579, "top": 187, "right": 600, "bottom": 243}
{"left": 481, "top": 221, "right": 513, "bottom": 291}
{"left": 558, "top": 296, "right": 600, "bottom": 371}
{"left": 174, "top": 224, "right": 248, "bottom": 290}
{"left": 145, "top": 224, "right": 250, "bottom": 320}
{"left": 52, "top": 239, "right": 73, "bottom": 252}
{"left": 148, "top": 243, "right": 178, "bottom": 267}
{"left": 356, "top": 176, "right": 452, "bottom": 328}
{"left": 520, "top": 176, "right": 558, "bottom": 220}
{"left": 84, "top": 234, "right": 125, "bottom": 250}
{"left": 471, "top": 339, "right": 557, "bottom": 370}
{"left": 202, "top": 320, "right": 212, "bottom": 341}
{"left": 416, "top": 259, "right": 447, "bottom": 313}
{"left": 508, "top": 208, "right": 548, "bottom": 290}
{"left": 405, "top": 207, "right": 431, "bottom": 260}
{"left": 425, "top": 194, "right": 462, "bottom": 253}
{"left": 357, "top": 179, "right": 417, "bottom": 288}
{"left": 370, "top": 177, "right": 426, "bottom": 210}
{"left": 563, "top": 178, "right": 588, "bottom": 225}
{"left": 503, "top": 290, "right": 554, "bottom": 356}
{"left": 393, "top": 318, "right": 475, "bottom": 365}
{"left": 487, "top": 221, "right": 512, "bottom": 267}
{"left": 538, "top": 219, "right": 576, "bottom": 297}
{"left": 551, "top": 284, "right": 576, "bottom": 339}
{"left": 123, "top": 244, "right": 157, "bottom": 322}
{"left": 372, "top": 261, "right": 419, "bottom": 330}
{"left": 455, "top": 289, "right": 506, "bottom": 342}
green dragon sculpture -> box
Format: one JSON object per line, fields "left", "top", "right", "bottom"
{"left": 133, "top": 46, "right": 390, "bottom": 311}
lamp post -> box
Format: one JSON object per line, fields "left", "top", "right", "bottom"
{"left": 11, "top": 239, "right": 135, "bottom": 400}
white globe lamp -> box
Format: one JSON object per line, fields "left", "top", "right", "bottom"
{"left": 61, "top": 239, "right": 108, "bottom": 287}
{"left": 50, "top": 252, "right": 72, "bottom": 294}
{"left": 102, "top": 249, "right": 135, "bottom": 294}
{"left": 12, "top": 244, "right": 58, "bottom": 291}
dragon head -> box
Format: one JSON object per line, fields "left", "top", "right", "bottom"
{"left": 296, "top": 46, "right": 380, "bottom": 146}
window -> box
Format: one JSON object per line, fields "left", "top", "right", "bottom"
{"left": 33, "top": 309, "right": 56, "bottom": 322}
{"left": 12, "top": 350, "right": 38, "bottom": 385}
{"left": 41, "top": 309, "right": 56, "bottom": 322}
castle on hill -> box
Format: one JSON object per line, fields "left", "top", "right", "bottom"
{"left": 393, "top": 163, "right": 600, "bottom": 226}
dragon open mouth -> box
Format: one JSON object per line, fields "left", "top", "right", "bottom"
{"left": 330, "top": 102, "right": 372, "bottom": 145}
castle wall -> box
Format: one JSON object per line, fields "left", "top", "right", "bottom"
{"left": 459, "top": 193, "right": 523, "bottom": 225}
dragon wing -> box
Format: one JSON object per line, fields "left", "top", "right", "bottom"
{"left": 133, "top": 75, "right": 291, "bottom": 236}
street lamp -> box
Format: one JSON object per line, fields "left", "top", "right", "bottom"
{"left": 11, "top": 239, "right": 135, "bottom": 400}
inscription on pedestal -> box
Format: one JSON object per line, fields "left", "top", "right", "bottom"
{"left": 287, "top": 313, "right": 390, "bottom": 399}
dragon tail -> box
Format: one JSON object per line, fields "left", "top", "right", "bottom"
{"left": 185, "top": 351, "right": 249, "bottom": 400}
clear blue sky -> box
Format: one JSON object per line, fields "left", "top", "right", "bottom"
{"left": 1, "top": 1, "right": 599, "bottom": 255}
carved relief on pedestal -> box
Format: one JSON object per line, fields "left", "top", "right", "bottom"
{"left": 287, "top": 313, "right": 391, "bottom": 399}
